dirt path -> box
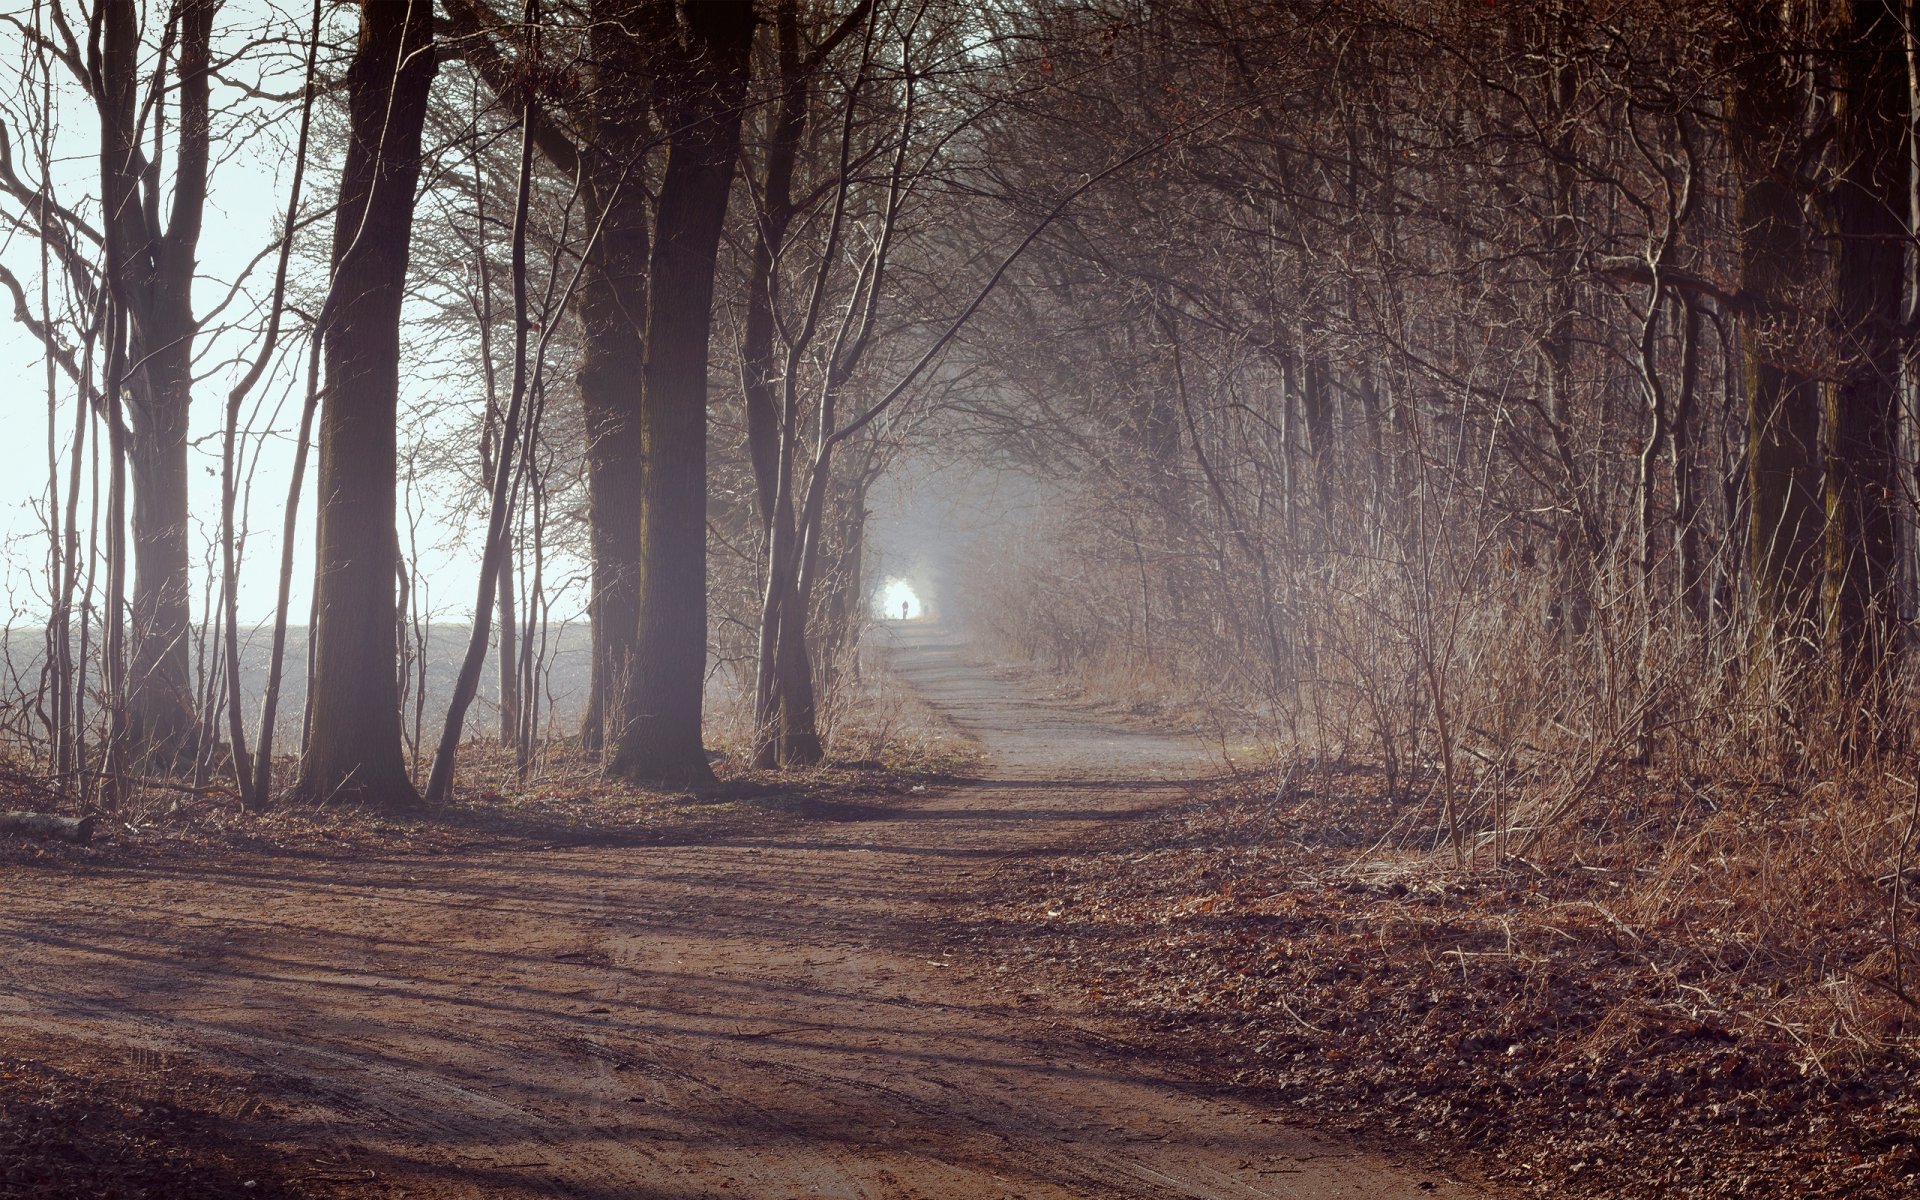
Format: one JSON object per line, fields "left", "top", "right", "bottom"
{"left": 0, "top": 625, "right": 1500, "bottom": 1199}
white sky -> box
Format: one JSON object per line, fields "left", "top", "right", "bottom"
{"left": 0, "top": 2, "right": 550, "bottom": 631}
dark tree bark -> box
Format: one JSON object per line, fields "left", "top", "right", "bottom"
{"left": 742, "top": 0, "right": 878, "bottom": 769}
{"left": 294, "top": 0, "right": 437, "bottom": 808}
{"left": 1671, "top": 300, "right": 1709, "bottom": 629}
{"left": 1727, "top": 8, "right": 1825, "bottom": 646}
{"left": 1822, "top": 0, "right": 1906, "bottom": 692}
{"left": 572, "top": 0, "right": 656, "bottom": 757}
{"left": 815, "top": 464, "right": 876, "bottom": 690}
{"left": 609, "top": 0, "right": 757, "bottom": 782}
{"left": 224, "top": 0, "right": 324, "bottom": 812}
{"left": 442, "top": 0, "right": 656, "bottom": 758}
{"left": 94, "top": 0, "right": 214, "bottom": 768}
{"left": 742, "top": 0, "right": 812, "bottom": 525}
{"left": 123, "top": 337, "right": 195, "bottom": 765}
{"left": 743, "top": 0, "right": 814, "bottom": 770}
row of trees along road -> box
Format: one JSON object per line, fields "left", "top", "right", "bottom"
{"left": 953, "top": 0, "right": 1920, "bottom": 863}
{"left": 0, "top": 0, "right": 1003, "bottom": 808}
{"left": 2, "top": 2, "right": 1920, "bottom": 825}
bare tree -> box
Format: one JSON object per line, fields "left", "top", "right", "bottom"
{"left": 606, "top": 0, "right": 757, "bottom": 782}
{"left": 295, "top": 0, "right": 438, "bottom": 808}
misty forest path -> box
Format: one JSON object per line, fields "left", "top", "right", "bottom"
{"left": 0, "top": 624, "right": 1498, "bottom": 1199}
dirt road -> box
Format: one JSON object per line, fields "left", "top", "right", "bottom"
{"left": 0, "top": 625, "right": 1496, "bottom": 1199}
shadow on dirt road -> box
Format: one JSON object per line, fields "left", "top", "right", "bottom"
{"left": 0, "top": 623, "right": 1503, "bottom": 1199}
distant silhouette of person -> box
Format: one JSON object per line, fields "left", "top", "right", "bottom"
{"left": 901, "top": 600, "right": 910, "bottom": 621}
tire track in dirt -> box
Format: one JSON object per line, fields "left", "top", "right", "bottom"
{"left": 0, "top": 623, "right": 1505, "bottom": 1199}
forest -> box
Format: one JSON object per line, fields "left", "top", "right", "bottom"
{"left": 1, "top": 1, "right": 1919, "bottom": 1197}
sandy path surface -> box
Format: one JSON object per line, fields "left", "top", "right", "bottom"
{"left": 0, "top": 625, "right": 1499, "bottom": 1199}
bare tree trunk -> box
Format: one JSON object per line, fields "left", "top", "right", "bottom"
{"left": 742, "top": 0, "right": 812, "bottom": 771}
{"left": 425, "top": 0, "right": 541, "bottom": 808}
{"left": 1902, "top": 0, "right": 1920, "bottom": 628}
{"left": 816, "top": 469, "right": 875, "bottom": 694}
{"left": 124, "top": 359, "right": 196, "bottom": 767}
{"left": 439, "top": 0, "right": 653, "bottom": 761}
{"left": 498, "top": 539, "right": 520, "bottom": 745}
{"left": 1671, "top": 300, "right": 1707, "bottom": 630}
{"left": 221, "top": 0, "right": 321, "bottom": 810}
{"left": 575, "top": 257, "right": 646, "bottom": 757}
{"left": 295, "top": 0, "right": 437, "bottom": 809}
{"left": 1728, "top": 9, "right": 1824, "bottom": 648}
{"left": 52, "top": 318, "right": 89, "bottom": 780}
{"left": 572, "top": 0, "right": 654, "bottom": 759}
{"left": 1823, "top": 0, "right": 1907, "bottom": 725}
{"left": 609, "top": 1, "right": 756, "bottom": 783}
{"left": 74, "top": 397, "right": 101, "bottom": 808}
{"left": 101, "top": 320, "right": 130, "bottom": 811}
{"left": 1539, "top": 5, "right": 1592, "bottom": 644}
{"left": 253, "top": 341, "right": 323, "bottom": 807}
{"left": 774, "top": 585, "right": 824, "bottom": 765}
{"left": 92, "top": 0, "right": 215, "bottom": 770}
{"left": 32, "top": 6, "right": 68, "bottom": 779}
{"left": 518, "top": 473, "right": 549, "bottom": 772}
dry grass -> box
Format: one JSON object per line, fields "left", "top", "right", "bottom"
{"left": 960, "top": 518, "right": 1920, "bottom": 1195}
{"left": 956, "top": 762, "right": 1920, "bottom": 1197}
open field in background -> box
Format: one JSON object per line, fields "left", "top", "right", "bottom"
{"left": 0, "top": 624, "right": 593, "bottom": 746}
{"left": 0, "top": 624, "right": 969, "bottom": 847}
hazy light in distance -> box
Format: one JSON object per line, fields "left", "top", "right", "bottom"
{"left": 878, "top": 579, "right": 923, "bottom": 620}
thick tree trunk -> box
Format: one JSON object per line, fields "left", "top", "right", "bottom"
{"left": 1728, "top": 11, "right": 1824, "bottom": 646}
{"left": 1749, "top": 366, "right": 1824, "bottom": 641}
{"left": 1823, "top": 0, "right": 1906, "bottom": 695}
{"left": 609, "top": 1, "right": 755, "bottom": 783}
{"left": 124, "top": 359, "right": 196, "bottom": 765}
{"left": 775, "top": 586, "right": 824, "bottom": 765}
{"left": 438, "top": 0, "right": 655, "bottom": 760}
{"left": 294, "top": 0, "right": 436, "bottom": 808}
{"left": 742, "top": 5, "right": 806, "bottom": 771}
{"left": 575, "top": 247, "right": 647, "bottom": 755}
{"left": 816, "top": 481, "right": 871, "bottom": 693}
{"left": 1670, "top": 301, "right": 1708, "bottom": 630}
{"left": 574, "top": 0, "right": 654, "bottom": 758}
{"left": 93, "top": 0, "right": 211, "bottom": 769}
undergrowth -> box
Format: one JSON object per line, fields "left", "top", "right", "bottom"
{"left": 0, "top": 648, "right": 979, "bottom": 864}
{"left": 962, "top": 760, "right": 1920, "bottom": 1198}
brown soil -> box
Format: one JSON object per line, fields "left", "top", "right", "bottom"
{"left": 0, "top": 624, "right": 1504, "bottom": 1199}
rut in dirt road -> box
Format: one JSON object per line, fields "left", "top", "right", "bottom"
{"left": 0, "top": 624, "right": 1502, "bottom": 1199}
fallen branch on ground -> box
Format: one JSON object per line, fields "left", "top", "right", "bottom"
{"left": 0, "top": 810, "right": 95, "bottom": 844}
